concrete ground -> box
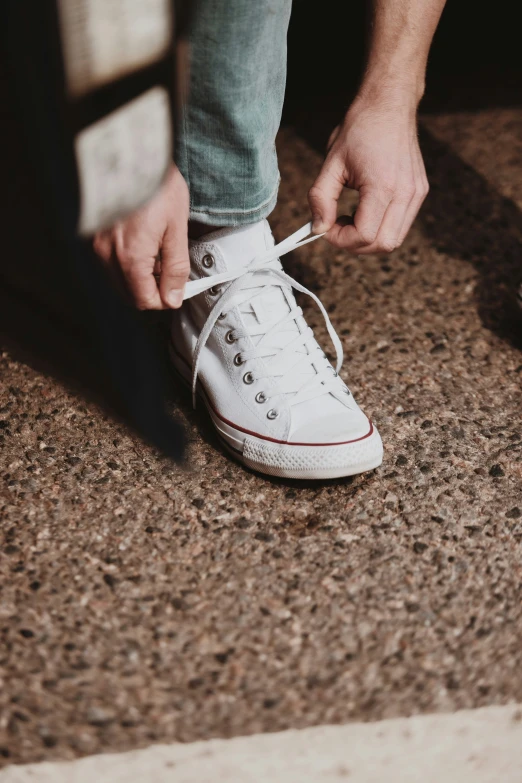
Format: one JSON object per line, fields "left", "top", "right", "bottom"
{"left": 1, "top": 108, "right": 522, "bottom": 768}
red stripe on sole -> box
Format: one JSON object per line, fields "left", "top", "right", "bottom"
{"left": 171, "top": 345, "right": 375, "bottom": 448}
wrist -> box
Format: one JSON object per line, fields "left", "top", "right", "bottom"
{"left": 354, "top": 73, "right": 424, "bottom": 116}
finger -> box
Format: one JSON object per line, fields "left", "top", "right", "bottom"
{"left": 359, "top": 190, "right": 414, "bottom": 255}
{"left": 325, "top": 184, "right": 392, "bottom": 250}
{"left": 326, "top": 124, "right": 341, "bottom": 153}
{"left": 123, "top": 263, "right": 166, "bottom": 310}
{"left": 396, "top": 158, "right": 429, "bottom": 246}
{"left": 111, "top": 223, "right": 166, "bottom": 310}
{"left": 159, "top": 222, "right": 190, "bottom": 309}
{"left": 308, "top": 158, "right": 346, "bottom": 234}
{"left": 394, "top": 190, "right": 426, "bottom": 248}
{"left": 93, "top": 231, "right": 113, "bottom": 263}
{"left": 93, "top": 231, "right": 133, "bottom": 303}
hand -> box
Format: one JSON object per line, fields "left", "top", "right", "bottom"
{"left": 308, "top": 95, "right": 429, "bottom": 253}
{"left": 94, "top": 164, "right": 190, "bottom": 309}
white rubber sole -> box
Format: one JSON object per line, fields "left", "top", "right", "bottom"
{"left": 170, "top": 344, "right": 383, "bottom": 480}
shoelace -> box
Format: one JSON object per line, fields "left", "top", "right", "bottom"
{"left": 182, "top": 222, "right": 345, "bottom": 409}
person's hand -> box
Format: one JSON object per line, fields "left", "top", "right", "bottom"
{"left": 94, "top": 164, "right": 190, "bottom": 309}
{"left": 308, "top": 94, "right": 429, "bottom": 253}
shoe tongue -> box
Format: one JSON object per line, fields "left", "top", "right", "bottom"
{"left": 203, "top": 219, "right": 273, "bottom": 272}
{"left": 202, "top": 221, "right": 316, "bottom": 385}
{"left": 212, "top": 222, "right": 296, "bottom": 341}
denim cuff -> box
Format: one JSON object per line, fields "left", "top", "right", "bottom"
{"left": 188, "top": 177, "right": 280, "bottom": 227}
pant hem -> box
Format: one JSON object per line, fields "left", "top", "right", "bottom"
{"left": 188, "top": 178, "right": 280, "bottom": 227}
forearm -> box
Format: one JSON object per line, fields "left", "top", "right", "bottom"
{"left": 309, "top": 0, "right": 443, "bottom": 243}
{"left": 357, "top": 0, "right": 447, "bottom": 109}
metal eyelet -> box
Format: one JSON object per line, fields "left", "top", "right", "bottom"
{"left": 218, "top": 312, "right": 227, "bottom": 320}
{"left": 243, "top": 372, "right": 254, "bottom": 385}
{"left": 267, "top": 409, "right": 279, "bottom": 420}
{"left": 202, "top": 253, "right": 214, "bottom": 269}
{"left": 255, "top": 391, "right": 266, "bottom": 404}
{"left": 225, "top": 330, "right": 236, "bottom": 344}
{"left": 233, "top": 353, "right": 243, "bottom": 366}
{"left": 209, "top": 285, "right": 221, "bottom": 296}
{"left": 343, "top": 387, "right": 351, "bottom": 395}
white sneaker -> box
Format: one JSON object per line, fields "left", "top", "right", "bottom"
{"left": 170, "top": 220, "right": 383, "bottom": 479}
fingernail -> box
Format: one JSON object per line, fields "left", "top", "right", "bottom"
{"left": 311, "top": 216, "right": 324, "bottom": 233}
{"left": 166, "top": 289, "right": 184, "bottom": 308}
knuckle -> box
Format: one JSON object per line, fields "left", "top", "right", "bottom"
{"left": 326, "top": 234, "right": 345, "bottom": 249}
{"left": 119, "top": 252, "right": 135, "bottom": 267}
{"left": 379, "top": 238, "right": 398, "bottom": 254}
{"left": 398, "top": 184, "right": 415, "bottom": 202}
{"left": 121, "top": 245, "right": 148, "bottom": 269}
{"left": 379, "top": 180, "right": 396, "bottom": 199}
{"left": 165, "top": 258, "right": 190, "bottom": 278}
{"left": 358, "top": 228, "right": 378, "bottom": 245}
{"left": 115, "top": 242, "right": 135, "bottom": 265}
{"left": 115, "top": 234, "right": 140, "bottom": 264}
{"left": 121, "top": 256, "right": 143, "bottom": 275}
{"left": 308, "top": 184, "right": 323, "bottom": 203}
{"left": 95, "top": 247, "right": 110, "bottom": 263}
{"left": 136, "top": 296, "right": 159, "bottom": 311}
{"left": 93, "top": 238, "right": 110, "bottom": 261}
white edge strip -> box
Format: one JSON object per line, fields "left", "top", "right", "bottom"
{"left": 1, "top": 705, "right": 522, "bottom": 783}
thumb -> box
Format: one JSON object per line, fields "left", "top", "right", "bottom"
{"left": 308, "top": 159, "right": 345, "bottom": 234}
{"left": 159, "top": 220, "right": 190, "bottom": 309}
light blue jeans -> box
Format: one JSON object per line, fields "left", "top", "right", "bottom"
{"left": 176, "top": 0, "right": 293, "bottom": 226}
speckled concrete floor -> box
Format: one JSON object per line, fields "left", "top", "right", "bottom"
{"left": 1, "top": 109, "right": 522, "bottom": 767}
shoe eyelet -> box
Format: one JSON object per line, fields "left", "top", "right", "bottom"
{"left": 243, "top": 372, "right": 254, "bottom": 385}
{"left": 343, "top": 387, "right": 351, "bottom": 395}
{"left": 225, "top": 330, "right": 236, "bottom": 344}
{"left": 255, "top": 391, "right": 266, "bottom": 403}
{"left": 233, "top": 353, "right": 243, "bottom": 366}
{"left": 202, "top": 253, "right": 214, "bottom": 269}
{"left": 218, "top": 312, "right": 227, "bottom": 320}
{"left": 267, "top": 409, "right": 279, "bottom": 420}
{"left": 209, "top": 285, "right": 221, "bottom": 296}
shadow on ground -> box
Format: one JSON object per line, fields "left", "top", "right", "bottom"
{"left": 162, "top": 322, "right": 363, "bottom": 492}
{"left": 283, "top": 108, "right": 522, "bottom": 351}
{"left": 2, "top": 104, "right": 522, "bottom": 769}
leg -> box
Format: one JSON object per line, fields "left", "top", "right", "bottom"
{"left": 171, "top": 0, "right": 382, "bottom": 479}
{"left": 176, "top": 0, "right": 292, "bottom": 227}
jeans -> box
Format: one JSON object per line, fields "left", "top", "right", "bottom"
{"left": 176, "top": 0, "right": 293, "bottom": 226}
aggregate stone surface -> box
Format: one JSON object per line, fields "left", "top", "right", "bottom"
{"left": 1, "top": 112, "right": 522, "bottom": 766}
{"left": 423, "top": 108, "right": 522, "bottom": 211}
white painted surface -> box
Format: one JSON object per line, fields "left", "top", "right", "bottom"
{"left": 75, "top": 87, "right": 172, "bottom": 234}
{"left": 2, "top": 705, "right": 521, "bottom": 782}
{"left": 58, "top": 0, "right": 172, "bottom": 96}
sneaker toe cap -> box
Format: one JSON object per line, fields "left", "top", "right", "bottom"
{"left": 288, "top": 407, "right": 374, "bottom": 445}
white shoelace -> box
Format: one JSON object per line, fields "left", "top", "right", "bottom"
{"left": 182, "top": 222, "right": 345, "bottom": 409}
